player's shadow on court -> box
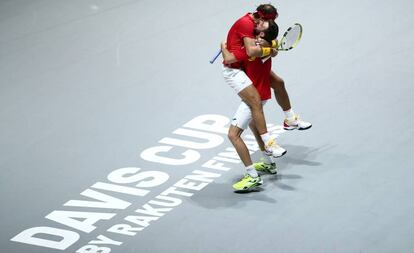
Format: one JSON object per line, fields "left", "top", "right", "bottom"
{"left": 253, "top": 144, "right": 325, "bottom": 171}
{"left": 189, "top": 180, "right": 277, "bottom": 209}
{"left": 190, "top": 144, "right": 329, "bottom": 209}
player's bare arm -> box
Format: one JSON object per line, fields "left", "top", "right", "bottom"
{"left": 222, "top": 36, "right": 273, "bottom": 64}
{"left": 244, "top": 37, "right": 277, "bottom": 58}
{"left": 243, "top": 37, "right": 263, "bottom": 57}
{"left": 220, "top": 41, "right": 237, "bottom": 64}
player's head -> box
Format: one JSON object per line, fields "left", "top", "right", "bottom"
{"left": 253, "top": 4, "right": 278, "bottom": 21}
{"left": 257, "top": 20, "right": 279, "bottom": 45}
{"left": 254, "top": 19, "right": 269, "bottom": 33}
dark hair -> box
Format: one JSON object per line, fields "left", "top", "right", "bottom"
{"left": 253, "top": 4, "right": 278, "bottom": 20}
{"left": 262, "top": 20, "right": 279, "bottom": 44}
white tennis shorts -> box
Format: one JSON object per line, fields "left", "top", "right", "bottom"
{"left": 222, "top": 65, "right": 252, "bottom": 94}
{"left": 231, "top": 100, "right": 268, "bottom": 130}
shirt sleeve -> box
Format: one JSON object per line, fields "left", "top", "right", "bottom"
{"left": 237, "top": 18, "right": 255, "bottom": 39}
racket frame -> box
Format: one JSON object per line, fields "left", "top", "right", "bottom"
{"left": 278, "top": 23, "right": 303, "bottom": 51}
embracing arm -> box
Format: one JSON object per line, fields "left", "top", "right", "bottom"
{"left": 244, "top": 37, "right": 277, "bottom": 58}
{"left": 243, "top": 37, "right": 263, "bottom": 57}
{"left": 220, "top": 41, "right": 237, "bottom": 64}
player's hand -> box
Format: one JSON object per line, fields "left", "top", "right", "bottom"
{"left": 271, "top": 48, "right": 278, "bottom": 57}
{"left": 257, "top": 38, "right": 271, "bottom": 47}
{"left": 221, "top": 41, "right": 227, "bottom": 50}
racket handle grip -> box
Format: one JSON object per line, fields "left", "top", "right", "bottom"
{"left": 209, "top": 49, "right": 222, "bottom": 64}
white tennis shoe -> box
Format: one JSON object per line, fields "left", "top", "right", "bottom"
{"left": 264, "top": 138, "right": 286, "bottom": 158}
{"left": 284, "top": 115, "right": 312, "bottom": 130}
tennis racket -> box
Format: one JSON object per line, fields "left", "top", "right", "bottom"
{"left": 261, "top": 23, "right": 303, "bottom": 62}
{"left": 210, "top": 23, "right": 303, "bottom": 64}
{"left": 278, "top": 23, "right": 303, "bottom": 51}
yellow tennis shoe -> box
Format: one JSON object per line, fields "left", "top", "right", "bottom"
{"left": 233, "top": 174, "right": 263, "bottom": 191}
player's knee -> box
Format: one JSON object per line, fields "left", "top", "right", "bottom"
{"left": 227, "top": 127, "right": 239, "bottom": 143}
{"left": 247, "top": 95, "right": 262, "bottom": 110}
{"left": 242, "top": 88, "right": 261, "bottom": 106}
{"left": 270, "top": 75, "right": 285, "bottom": 90}
{"left": 274, "top": 79, "right": 285, "bottom": 90}
{"left": 280, "top": 79, "right": 286, "bottom": 89}
{"left": 250, "top": 99, "right": 262, "bottom": 111}
{"left": 248, "top": 121, "right": 255, "bottom": 130}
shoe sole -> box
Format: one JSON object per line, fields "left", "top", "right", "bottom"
{"left": 272, "top": 150, "right": 287, "bottom": 158}
{"left": 298, "top": 125, "right": 312, "bottom": 130}
{"left": 256, "top": 168, "right": 277, "bottom": 174}
{"left": 284, "top": 125, "right": 312, "bottom": 131}
{"left": 233, "top": 186, "right": 261, "bottom": 192}
{"left": 233, "top": 180, "right": 263, "bottom": 192}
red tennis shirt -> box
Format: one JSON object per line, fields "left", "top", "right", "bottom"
{"left": 225, "top": 13, "right": 255, "bottom": 69}
{"left": 243, "top": 58, "right": 272, "bottom": 100}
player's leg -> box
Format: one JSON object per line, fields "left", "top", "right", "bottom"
{"left": 237, "top": 86, "right": 286, "bottom": 157}
{"left": 237, "top": 85, "right": 267, "bottom": 134}
{"left": 228, "top": 125, "right": 252, "bottom": 167}
{"left": 248, "top": 109, "right": 278, "bottom": 174}
{"left": 270, "top": 70, "right": 291, "bottom": 111}
{"left": 238, "top": 89, "right": 286, "bottom": 158}
{"left": 229, "top": 102, "right": 263, "bottom": 191}
{"left": 269, "top": 70, "right": 312, "bottom": 130}
{"left": 222, "top": 66, "right": 277, "bottom": 153}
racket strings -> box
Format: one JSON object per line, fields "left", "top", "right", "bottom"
{"left": 280, "top": 24, "right": 302, "bottom": 50}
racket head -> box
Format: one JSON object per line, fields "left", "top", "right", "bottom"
{"left": 278, "top": 23, "right": 303, "bottom": 51}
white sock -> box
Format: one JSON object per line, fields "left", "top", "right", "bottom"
{"left": 284, "top": 109, "right": 295, "bottom": 119}
{"left": 262, "top": 151, "right": 274, "bottom": 164}
{"left": 260, "top": 132, "right": 271, "bottom": 144}
{"left": 246, "top": 165, "right": 259, "bottom": 178}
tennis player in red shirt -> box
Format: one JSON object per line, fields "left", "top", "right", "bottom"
{"left": 222, "top": 4, "right": 286, "bottom": 161}
{"left": 222, "top": 20, "right": 279, "bottom": 191}
{"left": 223, "top": 4, "right": 312, "bottom": 138}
